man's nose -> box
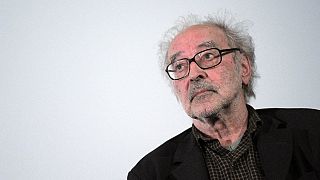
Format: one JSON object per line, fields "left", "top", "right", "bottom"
{"left": 189, "top": 62, "right": 207, "bottom": 81}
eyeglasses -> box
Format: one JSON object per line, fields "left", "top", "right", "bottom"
{"left": 165, "top": 48, "right": 241, "bottom": 80}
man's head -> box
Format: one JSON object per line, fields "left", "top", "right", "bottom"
{"left": 159, "top": 14, "right": 257, "bottom": 119}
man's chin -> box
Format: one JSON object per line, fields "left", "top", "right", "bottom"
{"left": 189, "top": 106, "right": 218, "bottom": 119}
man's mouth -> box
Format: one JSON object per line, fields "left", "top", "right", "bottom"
{"left": 190, "top": 89, "right": 216, "bottom": 102}
{"left": 188, "top": 80, "right": 218, "bottom": 102}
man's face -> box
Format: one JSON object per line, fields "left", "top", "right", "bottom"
{"left": 167, "top": 25, "right": 251, "bottom": 119}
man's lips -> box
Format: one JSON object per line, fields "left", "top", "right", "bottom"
{"left": 190, "top": 89, "right": 216, "bottom": 102}
{"left": 188, "top": 80, "right": 218, "bottom": 102}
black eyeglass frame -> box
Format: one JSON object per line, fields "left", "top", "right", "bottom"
{"left": 165, "top": 47, "right": 241, "bottom": 80}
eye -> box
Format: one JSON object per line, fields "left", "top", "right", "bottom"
{"left": 170, "top": 60, "right": 188, "bottom": 72}
{"left": 174, "top": 62, "right": 185, "bottom": 71}
{"left": 202, "top": 52, "right": 215, "bottom": 61}
{"left": 199, "top": 48, "right": 221, "bottom": 62}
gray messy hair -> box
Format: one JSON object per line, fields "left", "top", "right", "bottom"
{"left": 158, "top": 12, "right": 258, "bottom": 102}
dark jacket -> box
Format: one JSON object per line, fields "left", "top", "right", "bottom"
{"left": 128, "top": 108, "right": 320, "bottom": 180}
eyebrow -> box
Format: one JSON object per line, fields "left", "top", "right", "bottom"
{"left": 197, "top": 40, "right": 218, "bottom": 49}
{"left": 168, "top": 40, "right": 218, "bottom": 63}
{"left": 169, "top": 51, "right": 183, "bottom": 63}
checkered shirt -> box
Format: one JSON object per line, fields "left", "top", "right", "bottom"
{"left": 192, "top": 106, "right": 264, "bottom": 180}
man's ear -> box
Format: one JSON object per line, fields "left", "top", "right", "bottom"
{"left": 240, "top": 55, "right": 252, "bottom": 85}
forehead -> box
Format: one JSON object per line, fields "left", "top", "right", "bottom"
{"left": 168, "top": 25, "right": 228, "bottom": 60}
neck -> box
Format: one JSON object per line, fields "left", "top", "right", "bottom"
{"left": 193, "top": 101, "right": 248, "bottom": 148}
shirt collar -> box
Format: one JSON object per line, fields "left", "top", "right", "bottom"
{"left": 192, "top": 104, "right": 262, "bottom": 142}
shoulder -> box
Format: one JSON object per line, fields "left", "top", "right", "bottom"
{"left": 256, "top": 108, "right": 320, "bottom": 129}
{"left": 128, "top": 128, "right": 193, "bottom": 180}
{"left": 256, "top": 108, "right": 320, "bottom": 176}
{"left": 256, "top": 108, "right": 320, "bottom": 153}
{"left": 256, "top": 107, "right": 319, "bottom": 117}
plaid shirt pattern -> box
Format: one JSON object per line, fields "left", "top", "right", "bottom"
{"left": 192, "top": 106, "right": 264, "bottom": 180}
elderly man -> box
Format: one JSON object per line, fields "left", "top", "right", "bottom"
{"left": 128, "top": 14, "right": 320, "bottom": 180}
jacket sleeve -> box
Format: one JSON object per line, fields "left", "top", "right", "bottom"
{"left": 127, "top": 170, "right": 141, "bottom": 180}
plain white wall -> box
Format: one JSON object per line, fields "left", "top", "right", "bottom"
{"left": 1, "top": 0, "right": 320, "bottom": 179}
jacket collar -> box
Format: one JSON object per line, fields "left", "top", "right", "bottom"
{"left": 169, "top": 111, "right": 296, "bottom": 180}
{"left": 256, "top": 112, "right": 293, "bottom": 180}
{"left": 169, "top": 130, "right": 209, "bottom": 180}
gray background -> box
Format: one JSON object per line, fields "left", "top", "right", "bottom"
{"left": 1, "top": 0, "right": 320, "bottom": 179}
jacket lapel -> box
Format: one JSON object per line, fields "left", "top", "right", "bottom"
{"left": 257, "top": 115, "right": 293, "bottom": 180}
{"left": 169, "top": 131, "right": 209, "bottom": 180}
{"left": 169, "top": 113, "right": 297, "bottom": 180}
